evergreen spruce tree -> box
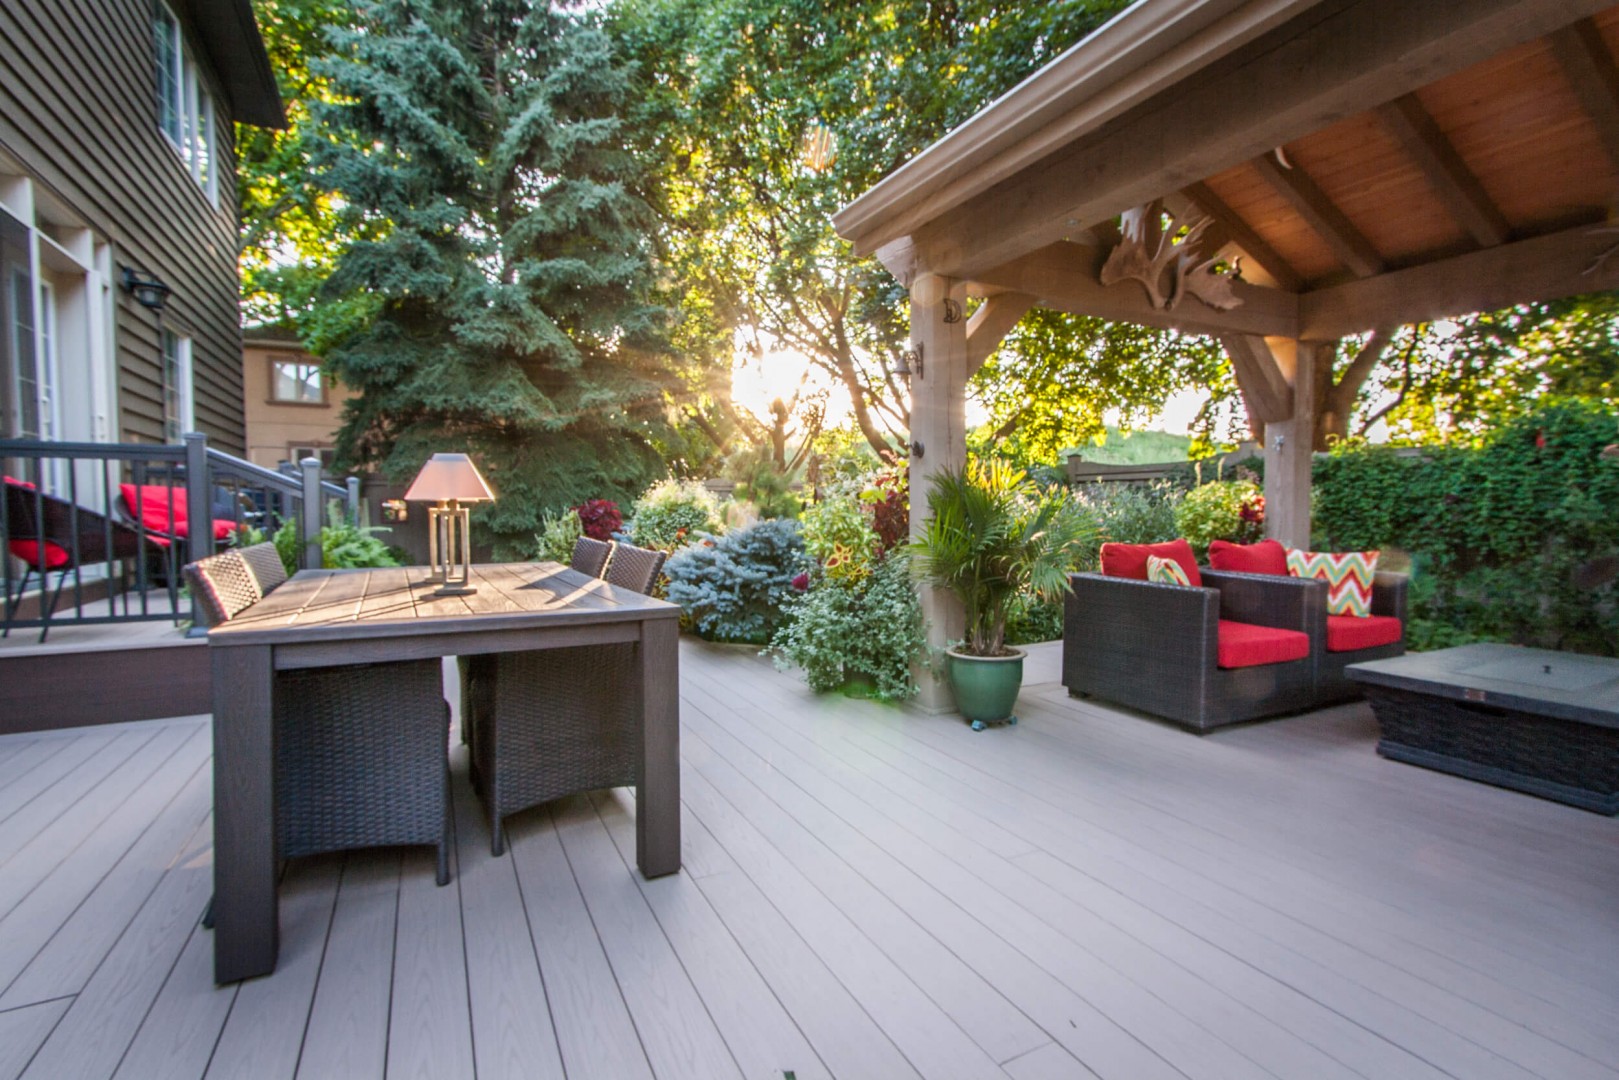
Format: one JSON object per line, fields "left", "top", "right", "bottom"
{"left": 313, "top": 0, "right": 671, "bottom": 555}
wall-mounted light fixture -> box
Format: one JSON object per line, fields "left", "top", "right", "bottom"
{"left": 120, "top": 266, "right": 172, "bottom": 311}
{"left": 893, "top": 343, "right": 923, "bottom": 382}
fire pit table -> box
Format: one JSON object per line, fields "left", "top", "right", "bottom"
{"left": 1347, "top": 643, "right": 1619, "bottom": 814}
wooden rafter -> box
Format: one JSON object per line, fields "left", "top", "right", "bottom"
{"left": 1375, "top": 94, "right": 1511, "bottom": 248}
{"left": 1250, "top": 151, "right": 1386, "bottom": 278}
{"left": 1548, "top": 18, "right": 1619, "bottom": 172}
{"left": 1180, "top": 182, "right": 1305, "bottom": 292}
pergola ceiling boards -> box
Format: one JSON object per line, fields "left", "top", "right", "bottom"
{"left": 836, "top": 0, "right": 1619, "bottom": 707}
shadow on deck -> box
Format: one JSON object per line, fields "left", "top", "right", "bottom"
{"left": 0, "top": 640, "right": 1614, "bottom": 1080}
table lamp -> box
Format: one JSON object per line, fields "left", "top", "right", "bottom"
{"left": 404, "top": 453, "right": 495, "bottom": 596}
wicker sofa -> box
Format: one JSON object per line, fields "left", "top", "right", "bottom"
{"left": 1063, "top": 567, "right": 1323, "bottom": 732}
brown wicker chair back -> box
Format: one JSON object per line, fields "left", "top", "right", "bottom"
{"left": 236, "top": 542, "right": 288, "bottom": 595}
{"left": 183, "top": 550, "right": 261, "bottom": 628}
{"left": 603, "top": 542, "right": 666, "bottom": 595}
{"left": 570, "top": 536, "right": 612, "bottom": 578}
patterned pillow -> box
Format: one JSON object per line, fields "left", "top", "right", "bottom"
{"left": 1287, "top": 549, "right": 1379, "bottom": 617}
{"left": 1146, "top": 554, "right": 1193, "bottom": 587}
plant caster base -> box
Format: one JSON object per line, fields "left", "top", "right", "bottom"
{"left": 969, "top": 715, "right": 1017, "bottom": 732}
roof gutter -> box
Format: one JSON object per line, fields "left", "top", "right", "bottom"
{"left": 833, "top": 0, "right": 1323, "bottom": 253}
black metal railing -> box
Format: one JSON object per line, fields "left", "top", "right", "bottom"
{"left": 1, "top": 434, "right": 357, "bottom": 641}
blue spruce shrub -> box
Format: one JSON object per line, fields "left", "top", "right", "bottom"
{"left": 663, "top": 519, "right": 811, "bottom": 644}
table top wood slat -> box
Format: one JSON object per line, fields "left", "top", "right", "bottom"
{"left": 208, "top": 563, "right": 675, "bottom": 648}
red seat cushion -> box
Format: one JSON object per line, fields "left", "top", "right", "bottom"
{"left": 1100, "top": 539, "right": 1201, "bottom": 587}
{"left": 1326, "top": 614, "right": 1403, "bottom": 653}
{"left": 1216, "top": 619, "right": 1310, "bottom": 669}
{"left": 121, "top": 484, "right": 188, "bottom": 535}
{"left": 1208, "top": 538, "right": 1288, "bottom": 575}
{"left": 7, "top": 539, "right": 71, "bottom": 570}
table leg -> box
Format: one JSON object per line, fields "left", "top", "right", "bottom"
{"left": 211, "top": 644, "right": 279, "bottom": 982}
{"left": 636, "top": 617, "right": 680, "bottom": 878}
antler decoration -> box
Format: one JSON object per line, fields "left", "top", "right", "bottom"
{"left": 1099, "top": 203, "right": 1243, "bottom": 312}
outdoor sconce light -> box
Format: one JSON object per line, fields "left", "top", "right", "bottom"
{"left": 404, "top": 452, "right": 495, "bottom": 597}
{"left": 120, "top": 266, "right": 172, "bottom": 312}
{"left": 893, "top": 343, "right": 923, "bottom": 381}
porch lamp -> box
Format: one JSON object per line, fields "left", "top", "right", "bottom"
{"left": 404, "top": 453, "right": 494, "bottom": 596}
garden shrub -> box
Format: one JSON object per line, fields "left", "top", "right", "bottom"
{"left": 768, "top": 553, "right": 925, "bottom": 701}
{"left": 533, "top": 506, "right": 583, "bottom": 564}
{"left": 1313, "top": 400, "right": 1619, "bottom": 655}
{"left": 664, "top": 519, "right": 811, "bottom": 644}
{"left": 630, "top": 479, "right": 723, "bottom": 551}
{"left": 271, "top": 504, "right": 400, "bottom": 575}
{"left": 725, "top": 447, "right": 801, "bottom": 520}
{"left": 1074, "top": 481, "right": 1184, "bottom": 564}
{"left": 574, "top": 498, "right": 623, "bottom": 541}
{"left": 858, "top": 466, "right": 909, "bottom": 553}
{"left": 1173, "top": 479, "right": 1264, "bottom": 557}
{"left": 1005, "top": 593, "right": 1064, "bottom": 645}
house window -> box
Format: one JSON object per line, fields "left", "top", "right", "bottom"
{"left": 160, "top": 329, "right": 193, "bottom": 442}
{"left": 271, "top": 358, "right": 325, "bottom": 404}
{"left": 153, "top": 3, "right": 217, "bottom": 202}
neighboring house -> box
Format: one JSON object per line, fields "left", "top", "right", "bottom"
{"left": 242, "top": 330, "right": 352, "bottom": 472}
{"left": 0, "top": 0, "right": 283, "bottom": 455}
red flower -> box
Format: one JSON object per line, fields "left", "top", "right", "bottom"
{"left": 791, "top": 572, "right": 810, "bottom": 592}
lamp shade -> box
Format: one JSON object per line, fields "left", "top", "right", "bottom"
{"left": 403, "top": 453, "right": 495, "bottom": 502}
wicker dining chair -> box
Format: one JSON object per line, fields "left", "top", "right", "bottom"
{"left": 459, "top": 535, "right": 617, "bottom": 758}
{"left": 186, "top": 546, "right": 453, "bottom": 884}
{"left": 472, "top": 542, "right": 666, "bottom": 856}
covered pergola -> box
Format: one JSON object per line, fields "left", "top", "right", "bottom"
{"left": 836, "top": 0, "right": 1619, "bottom": 706}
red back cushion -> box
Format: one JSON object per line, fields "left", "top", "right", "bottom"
{"left": 1208, "top": 539, "right": 1288, "bottom": 575}
{"left": 1099, "top": 539, "right": 1201, "bottom": 587}
{"left": 120, "top": 484, "right": 188, "bottom": 533}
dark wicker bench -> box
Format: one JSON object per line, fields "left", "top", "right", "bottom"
{"left": 1348, "top": 644, "right": 1619, "bottom": 814}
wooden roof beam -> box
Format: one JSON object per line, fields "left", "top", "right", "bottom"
{"left": 1180, "top": 182, "right": 1305, "bottom": 291}
{"left": 972, "top": 242, "right": 1299, "bottom": 340}
{"left": 1548, "top": 19, "right": 1619, "bottom": 172}
{"left": 1375, "top": 94, "right": 1511, "bottom": 248}
{"left": 1299, "top": 220, "right": 1619, "bottom": 339}
{"left": 965, "top": 293, "right": 1035, "bottom": 377}
{"left": 1220, "top": 334, "right": 1294, "bottom": 424}
{"left": 890, "top": 0, "right": 1611, "bottom": 280}
{"left": 1251, "top": 151, "right": 1385, "bottom": 278}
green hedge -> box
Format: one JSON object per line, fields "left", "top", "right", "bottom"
{"left": 1313, "top": 401, "right": 1619, "bottom": 655}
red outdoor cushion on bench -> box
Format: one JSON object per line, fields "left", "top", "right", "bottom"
{"left": 119, "top": 484, "right": 239, "bottom": 543}
{"left": 1216, "top": 619, "right": 1310, "bottom": 669}
{"left": 7, "top": 539, "right": 71, "bottom": 570}
{"left": 1208, "top": 538, "right": 1288, "bottom": 575}
{"left": 1100, "top": 538, "right": 1201, "bottom": 587}
{"left": 1326, "top": 614, "right": 1403, "bottom": 653}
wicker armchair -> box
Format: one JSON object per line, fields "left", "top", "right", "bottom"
{"left": 1062, "top": 568, "right": 1323, "bottom": 732}
{"left": 186, "top": 545, "right": 452, "bottom": 884}
{"left": 471, "top": 543, "right": 666, "bottom": 856}
{"left": 3, "top": 477, "right": 150, "bottom": 641}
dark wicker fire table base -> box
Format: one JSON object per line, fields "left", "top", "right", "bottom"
{"left": 1348, "top": 644, "right": 1619, "bottom": 815}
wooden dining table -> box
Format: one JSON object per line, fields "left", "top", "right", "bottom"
{"left": 205, "top": 562, "right": 681, "bottom": 983}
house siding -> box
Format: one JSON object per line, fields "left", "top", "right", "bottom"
{"left": 0, "top": 0, "right": 248, "bottom": 453}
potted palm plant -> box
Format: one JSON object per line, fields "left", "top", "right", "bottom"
{"left": 910, "top": 460, "right": 1096, "bottom": 729}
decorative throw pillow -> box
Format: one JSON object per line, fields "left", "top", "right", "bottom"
{"left": 1287, "top": 548, "right": 1379, "bottom": 617}
{"left": 1208, "top": 538, "right": 1288, "bottom": 575}
{"left": 1146, "top": 554, "right": 1193, "bottom": 587}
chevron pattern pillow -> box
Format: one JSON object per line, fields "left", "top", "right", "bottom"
{"left": 1146, "top": 554, "right": 1193, "bottom": 587}
{"left": 1287, "top": 548, "right": 1379, "bottom": 617}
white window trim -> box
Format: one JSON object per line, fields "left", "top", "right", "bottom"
{"left": 161, "top": 329, "right": 194, "bottom": 443}
{"left": 154, "top": 2, "right": 218, "bottom": 205}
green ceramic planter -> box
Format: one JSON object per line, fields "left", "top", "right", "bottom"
{"left": 946, "top": 648, "right": 1025, "bottom": 730}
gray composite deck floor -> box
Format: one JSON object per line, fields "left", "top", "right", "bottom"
{"left": 0, "top": 639, "right": 1615, "bottom": 1080}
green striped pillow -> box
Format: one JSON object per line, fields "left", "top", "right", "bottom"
{"left": 1146, "top": 554, "right": 1193, "bottom": 587}
{"left": 1287, "top": 549, "right": 1378, "bottom": 617}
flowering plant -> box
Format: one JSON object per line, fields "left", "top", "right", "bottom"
{"left": 573, "top": 498, "right": 623, "bottom": 541}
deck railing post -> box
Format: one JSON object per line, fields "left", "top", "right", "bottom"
{"left": 301, "top": 458, "right": 323, "bottom": 570}
{"left": 184, "top": 433, "right": 210, "bottom": 635}
{"left": 346, "top": 475, "right": 361, "bottom": 525}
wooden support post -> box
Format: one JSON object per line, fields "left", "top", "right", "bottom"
{"left": 1259, "top": 338, "right": 1323, "bottom": 550}
{"left": 908, "top": 273, "right": 969, "bottom": 712}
